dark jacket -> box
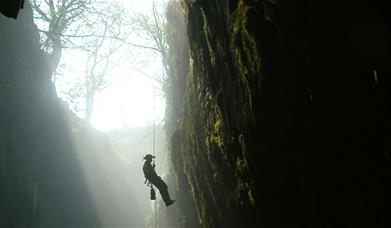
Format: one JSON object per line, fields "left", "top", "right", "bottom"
{"left": 143, "top": 161, "right": 159, "bottom": 181}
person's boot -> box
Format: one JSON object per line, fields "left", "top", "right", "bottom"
{"left": 158, "top": 185, "right": 175, "bottom": 207}
{"left": 165, "top": 199, "right": 175, "bottom": 207}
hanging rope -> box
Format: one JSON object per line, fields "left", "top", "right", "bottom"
{"left": 152, "top": 88, "right": 158, "bottom": 228}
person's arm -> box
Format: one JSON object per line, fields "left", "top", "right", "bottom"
{"left": 144, "top": 163, "right": 158, "bottom": 179}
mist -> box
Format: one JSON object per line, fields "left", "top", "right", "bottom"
{"left": 1, "top": 0, "right": 177, "bottom": 227}
{"left": 1, "top": 0, "right": 390, "bottom": 227}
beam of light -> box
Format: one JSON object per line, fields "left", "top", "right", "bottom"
{"left": 41, "top": 0, "right": 170, "bottom": 226}
{"left": 90, "top": 72, "right": 165, "bottom": 131}
{"left": 62, "top": 113, "right": 155, "bottom": 226}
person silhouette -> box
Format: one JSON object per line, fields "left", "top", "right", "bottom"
{"left": 143, "top": 154, "right": 175, "bottom": 207}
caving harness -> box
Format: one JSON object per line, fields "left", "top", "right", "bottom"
{"left": 144, "top": 161, "right": 156, "bottom": 201}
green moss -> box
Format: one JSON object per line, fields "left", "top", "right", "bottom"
{"left": 235, "top": 158, "right": 245, "bottom": 174}
{"left": 247, "top": 188, "right": 256, "bottom": 206}
{"left": 230, "top": 0, "right": 262, "bottom": 126}
{"left": 165, "top": 0, "right": 264, "bottom": 226}
{"left": 201, "top": 9, "right": 216, "bottom": 66}
{"left": 213, "top": 119, "right": 221, "bottom": 132}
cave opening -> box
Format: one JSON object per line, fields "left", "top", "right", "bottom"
{"left": 29, "top": 0, "right": 176, "bottom": 226}
{"left": 1, "top": 0, "right": 180, "bottom": 227}
{"left": 32, "top": 0, "right": 176, "bottom": 226}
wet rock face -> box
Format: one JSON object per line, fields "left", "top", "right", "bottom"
{"left": 168, "top": 0, "right": 390, "bottom": 227}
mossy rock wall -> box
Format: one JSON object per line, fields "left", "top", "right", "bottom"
{"left": 167, "top": 0, "right": 390, "bottom": 227}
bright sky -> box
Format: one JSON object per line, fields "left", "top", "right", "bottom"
{"left": 55, "top": 0, "right": 166, "bottom": 131}
{"left": 91, "top": 70, "right": 165, "bottom": 130}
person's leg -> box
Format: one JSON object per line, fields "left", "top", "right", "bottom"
{"left": 154, "top": 178, "right": 174, "bottom": 206}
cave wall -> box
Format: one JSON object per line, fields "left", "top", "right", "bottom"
{"left": 167, "top": 0, "right": 390, "bottom": 227}
{"left": 0, "top": 5, "right": 98, "bottom": 227}
{"left": 0, "top": 0, "right": 24, "bottom": 19}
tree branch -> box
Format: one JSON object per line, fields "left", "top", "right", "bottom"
{"left": 37, "top": 29, "right": 161, "bottom": 52}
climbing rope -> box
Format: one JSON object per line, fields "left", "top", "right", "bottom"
{"left": 152, "top": 88, "right": 157, "bottom": 228}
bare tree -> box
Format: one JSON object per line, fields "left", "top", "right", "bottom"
{"left": 31, "top": 0, "right": 129, "bottom": 123}
{"left": 83, "top": 14, "right": 126, "bottom": 122}
{"left": 31, "top": 0, "right": 171, "bottom": 126}
{"left": 129, "top": 0, "right": 170, "bottom": 84}
{"left": 31, "top": 0, "right": 93, "bottom": 72}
